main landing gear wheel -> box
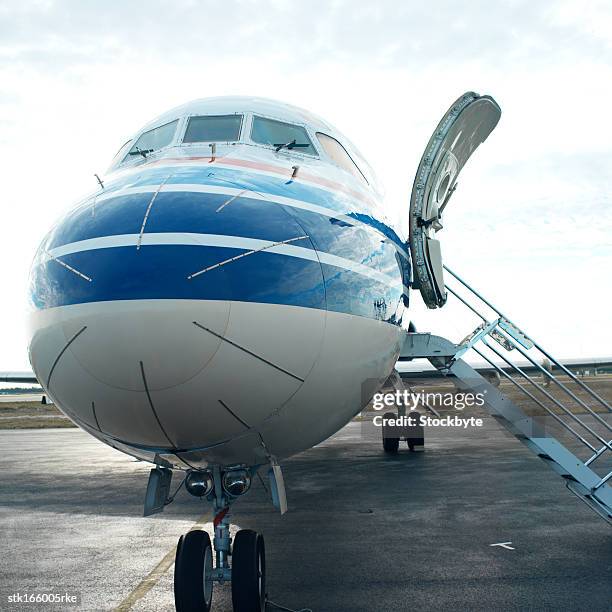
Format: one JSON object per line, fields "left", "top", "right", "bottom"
{"left": 382, "top": 411, "right": 400, "bottom": 454}
{"left": 407, "top": 435, "right": 425, "bottom": 451}
{"left": 231, "top": 529, "right": 266, "bottom": 612}
{"left": 174, "top": 529, "right": 213, "bottom": 612}
{"left": 407, "top": 410, "right": 425, "bottom": 451}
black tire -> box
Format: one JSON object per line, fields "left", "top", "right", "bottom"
{"left": 174, "top": 529, "right": 213, "bottom": 612}
{"left": 407, "top": 436, "right": 425, "bottom": 451}
{"left": 231, "top": 529, "right": 266, "bottom": 612}
{"left": 406, "top": 411, "right": 425, "bottom": 451}
{"left": 383, "top": 436, "right": 400, "bottom": 453}
{"left": 382, "top": 411, "right": 400, "bottom": 454}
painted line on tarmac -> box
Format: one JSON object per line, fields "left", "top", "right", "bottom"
{"left": 114, "top": 511, "right": 211, "bottom": 611}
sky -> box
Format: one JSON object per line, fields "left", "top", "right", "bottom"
{"left": 0, "top": 0, "right": 611, "bottom": 370}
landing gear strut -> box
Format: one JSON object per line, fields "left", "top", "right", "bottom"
{"left": 174, "top": 466, "right": 267, "bottom": 612}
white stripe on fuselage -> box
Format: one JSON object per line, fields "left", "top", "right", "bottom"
{"left": 44, "top": 233, "right": 406, "bottom": 289}
{"left": 88, "top": 182, "right": 409, "bottom": 260}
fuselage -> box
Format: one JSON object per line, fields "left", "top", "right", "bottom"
{"left": 27, "top": 96, "right": 411, "bottom": 469}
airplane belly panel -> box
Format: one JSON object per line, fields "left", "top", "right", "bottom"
{"left": 151, "top": 300, "right": 327, "bottom": 450}
{"left": 28, "top": 296, "right": 399, "bottom": 464}
{"left": 178, "top": 308, "right": 403, "bottom": 467}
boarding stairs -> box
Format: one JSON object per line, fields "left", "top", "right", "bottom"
{"left": 399, "top": 266, "right": 612, "bottom": 524}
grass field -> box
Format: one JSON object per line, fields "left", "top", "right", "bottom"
{"left": 0, "top": 400, "right": 75, "bottom": 429}
{"left": 0, "top": 375, "right": 610, "bottom": 429}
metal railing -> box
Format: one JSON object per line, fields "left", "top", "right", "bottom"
{"left": 443, "top": 265, "right": 612, "bottom": 494}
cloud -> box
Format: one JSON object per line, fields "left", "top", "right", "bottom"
{"left": 0, "top": 0, "right": 611, "bottom": 367}
{"left": 2, "top": 1, "right": 611, "bottom": 72}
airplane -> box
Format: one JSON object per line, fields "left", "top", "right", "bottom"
{"left": 9, "top": 92, "right": 505, "bottom": 611}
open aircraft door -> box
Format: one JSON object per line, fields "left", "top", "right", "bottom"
{"left": 409, "top": 92, "right": 501, "bottom": 308}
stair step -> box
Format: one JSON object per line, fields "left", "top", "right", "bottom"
{"left": 400, "top": 265, "right": 611, "bottom": 524}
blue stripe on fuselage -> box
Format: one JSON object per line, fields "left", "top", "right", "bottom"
{"left": 46, "top": 183, "right": 409, "bottom": 288}
{"left": 34, "top": 164, "right": 409, "bottom": 322}
{"left": 99, "top": 163, "right": 407, "bottom": 248}
{"left": 30, "top": 244, "right": 405, "bottom": 323}
{"left": 282, "top": 206, "right": 405, "bottom": 284}
{"left": 108, "top": 163, "right": 372, "bottom": 216}
{"left": 47, "top": 191, "right": 313, "bottom": 251}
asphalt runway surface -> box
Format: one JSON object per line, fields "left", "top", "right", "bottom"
{"left": 1, "top": 418, "right": 610, "bottom": 611}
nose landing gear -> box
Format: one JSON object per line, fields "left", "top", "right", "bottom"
{"left": 174, "top": 466, "right": 267, "bottom": 612}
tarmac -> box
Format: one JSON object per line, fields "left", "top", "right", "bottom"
{"left": 0, "top": 418, "right": 610, "bottom": 611}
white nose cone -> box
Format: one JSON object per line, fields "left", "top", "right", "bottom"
{"left": 61, "top": 300, "right": 231, "bottom": 391}
{"left": 28, "top": 298, "right": 326, "bottom": 452}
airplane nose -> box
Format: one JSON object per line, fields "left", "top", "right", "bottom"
{"left": 27, "top": 180, "right": 328, "bottom": 450}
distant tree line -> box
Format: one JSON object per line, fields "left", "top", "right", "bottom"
{"left": 0, "top": 386, "right": 42, "bottom": 394}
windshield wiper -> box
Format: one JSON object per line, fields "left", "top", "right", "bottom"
{"left": 274, "top": 139, "right": 309, "bottom": 152}
{"left": 128, "top": 147, "right": 154, "bottom": 158}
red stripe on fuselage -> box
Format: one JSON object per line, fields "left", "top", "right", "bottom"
{"left": 147, "top": 155, "right": 378, "bottom": 209}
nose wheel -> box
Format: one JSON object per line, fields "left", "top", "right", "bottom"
{"left": 174, "top": 530, "right": 214, "bottom": 612}
{"left": 232, "top": 529, "right": 266, "bottom": 612}
{"left": 174, "top": 527, "right": 266, "bottom": 612}
{"left": 173, "top": 465, "right": 267, "bottom": 612}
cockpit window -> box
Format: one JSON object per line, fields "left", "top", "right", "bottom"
{"left": 114, "top": 139, "right": 132, "bottom": 156}
{"left": 183, "top": 114, "right": 243, "bottom": 143}
{"left": 112, "top": 139, "right": 133, "bottom": 163}
{"left": 251, "top": 116, "right": 316, "bottom": 156}
{"left": 125, "top": 119, "right": 179, "bottom": 159}
{"left": 316, "top": 132, "right": 368, "bottom": 184}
